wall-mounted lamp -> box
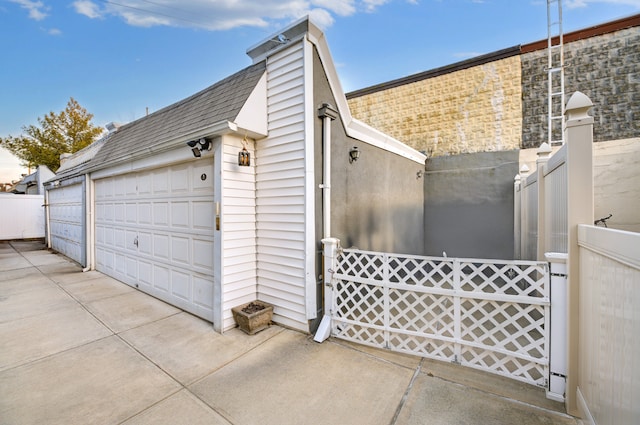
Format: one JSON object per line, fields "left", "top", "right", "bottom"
{"left": 349, "top": 146, "right": 360, "bottom": 164}
{"left": 186, "top": 138, "right": 211, "bottom": 158}
{"left": 238, "top": 147, "right": 251, "bottom": 166}
{"left": 238, "top": 135, "right": 251, "bottom": 167}
{"left": 416, "top": 170, "right": 424, "bottom": 179}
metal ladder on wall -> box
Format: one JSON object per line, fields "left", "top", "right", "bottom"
{"left": 547, "top": 0, "right": 565, "bottom": 145}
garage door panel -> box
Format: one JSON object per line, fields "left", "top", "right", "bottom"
{"left": 153, "top": 265, "right": 170, "bottom": 292}
{"left": 171, "top": 236, "right": 190, "bottom": 265}
{"left": 138, "top": 203, "right": 152, "bottom": 224}
{"left": 126, "top": 257, "right": 137, "bottom": 280}
{"left": 193, "top": 201, "right": 215, "bottom": 229}
{"left": 171, "top": 270, "right": 190, "bottom": 300}
{"left": 193, "top": 239, "right": 214, "bottom": 271}
{"left": 153, "top": 234, "right": 170, "bottom": 259}
{"left": 153, "top": 169, "right": 169, "bottom": 193}
{"left": 95, "top": 159, "right": 215, "bottom": 322}
{"left": 194, "top": 276, "right": 214, "bottom": 309}
{"left": 139, "top": 261, "right": 152, "bottom": 286}
{"left": 138, "top": 232, "right": 152, "bottom": 255}
{"left": 153, "top": 202, "right": 169, "bottom": 225}
{"left": 171, "top": 202, "right": 189, "bottom": 228}
{"left": 171, "top": 166, "right": 189, "bottom": 192}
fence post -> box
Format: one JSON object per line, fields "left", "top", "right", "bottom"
{"left": 514, "top": 174, "right": 521, "bottom": 259}
{"left": 545, "top": 252, "right": 568, "bottom": 402}
{"left": 563, "top": 92, "right": 594, "bottom": 416}
{"left": 536, "top": 143, "right": 552, "bottom": 261}
{"left": 314, "top": 237, "right": 341, "bottom": 343}
{"left": 519, "top": 164, "right": 530, "bottom": 259}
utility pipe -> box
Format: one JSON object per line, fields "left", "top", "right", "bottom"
{"left": 318, "top": 103, "right": 338, "bottom": 239}
{"left": 82, "top": 173, "right": 92, "bottom": 272}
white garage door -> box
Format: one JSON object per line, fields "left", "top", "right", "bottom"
{"left": 95, "top": 160, "right": 216, "bottom": 321}
{"left": 49, "top": 183, "right": 85, "bottom": 265}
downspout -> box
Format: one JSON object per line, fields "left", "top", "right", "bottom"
{"left": 314, "top": 103, "right": 338, "bottom": 343}
{"left": 44, "top": 188, "right": 51, "bottom": 249}
{"left": 318, "top": 103, "right": 338, "bottom": 238}
{"left": 82, "top": 173, "right": 92, "bottom": 272}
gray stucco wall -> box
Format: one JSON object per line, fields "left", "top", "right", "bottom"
{"left": 313, "top": 51, "right": 425, "bottom": 256}
{"left": 423, "top": 150, "right": 519, "bottom": 259}
{"left": 309, "top": 49, "right": 425, "bottom": 330}
{"left": 521, "top": 26, "right": 640, "bottom": 149}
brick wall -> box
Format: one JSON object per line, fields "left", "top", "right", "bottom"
{"left": 348, "top": 55, "right": 522, "bottom": 157}
{"left": 521, "top": 26, "right": 640, "bottom": 148}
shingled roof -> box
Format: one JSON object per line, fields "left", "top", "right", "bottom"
{"left": 89, "top": 60, "right": 266, "bottom": 169}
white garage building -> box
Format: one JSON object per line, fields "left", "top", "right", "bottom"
{"left": 45, "top": 17, "right": 426, "bottom": 333}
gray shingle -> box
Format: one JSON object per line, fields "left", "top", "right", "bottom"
{"left": 91, "top": 60, "right": 266, "bottom": 168}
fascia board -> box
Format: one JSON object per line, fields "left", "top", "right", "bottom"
{"left": 306, "top": 23, "right": 427, "bottom": 165}
{"left": 85, "top": 120, "right": 235, "bottom": 174}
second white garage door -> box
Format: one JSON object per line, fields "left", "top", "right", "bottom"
{"left": 95, "top": 159, "right": 216, "bottom": 321}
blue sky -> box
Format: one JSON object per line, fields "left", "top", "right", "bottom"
{"left": 1, "top": 0, "right": 639, "bottom": 180}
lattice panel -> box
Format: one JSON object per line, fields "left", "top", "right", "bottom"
{"left": 330, "top": 249, "right": 549, "bottom": 387}
{"left": 388, "top": 332, "right": 456, "bottom": 361}
{"left": 334, "top": 279, "right": 384, "bottom": 326}
{"left": 388, "top": 289, "right": 455, "bottom": 338}
{"left": 460, "top": 299, "right": 546, "bottom": 360}
{"left": 335, "top": 250, "right": 385, "bottom": 281}
{"left": 460, "top": 346, "right": 546, "bottom": 386}
{"left": 387, "top": 255, "right": 454, "bottom": 289}
{"left": 459, "top": 261, "right": 547, "bottom": 298}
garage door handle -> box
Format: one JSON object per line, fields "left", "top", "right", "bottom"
{"left": 133, "top": 237, "right": 138, "bottom": 247}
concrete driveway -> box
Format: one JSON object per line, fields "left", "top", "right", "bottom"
{"left": 0, "top": 240, "right": 579, "bottom": 425}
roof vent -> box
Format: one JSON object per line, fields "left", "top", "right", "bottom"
{"left": 60, "top": 153, "right": 73, "bottom": 165}
{"left": 105, "top": 122, "right": 122, "bottom": 133}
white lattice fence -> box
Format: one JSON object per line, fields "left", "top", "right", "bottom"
{"left": 329, "top": 249, "right": 550, "bottom": 387}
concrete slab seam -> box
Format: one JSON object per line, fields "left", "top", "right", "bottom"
{"left": 390, "top": 357, "right": 424, "bottom": 425}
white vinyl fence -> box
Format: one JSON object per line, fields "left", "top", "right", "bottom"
{"left": 512, "top": 92, "right": 639, "bottom": 422}
{"left": 0, "top": 195, "right": 45, "bottom": 240}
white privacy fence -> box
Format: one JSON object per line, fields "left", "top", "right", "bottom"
{"left": 576, "top": 225, "right": 640, "bottom": 425}
{"left": 511, "top": 92, "right": 639, "bottom": 421}
{"left": 325, "top": 247, "right": 550, "bottom": 387}
{"left": 515, "top": 142, "right": 568, "bottom": 261}
{"left": 0, "top": 195, "right": 45, "bottom": 240}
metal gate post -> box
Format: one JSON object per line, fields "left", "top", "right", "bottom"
{"left": 546, "top": 252, "right": 568, "bottom": 402}
{"left": 314, "top": 237, "right": 341, "bottom": 343}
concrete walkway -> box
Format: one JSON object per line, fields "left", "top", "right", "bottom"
{"left": 0, "top": 240, "right": 579, "bottom": 425}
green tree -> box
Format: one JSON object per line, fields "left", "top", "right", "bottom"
{"left": 0, "top": 97, "right": 103, "bottom": 172}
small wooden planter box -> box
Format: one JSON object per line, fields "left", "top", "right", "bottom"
{"left": 232, "top": 301, "right": 274, "bottom": 335}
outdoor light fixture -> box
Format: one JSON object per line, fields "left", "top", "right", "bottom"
{"left": 349, "top": 146, "right": 360, "bottom": 163}
{"left": 238, "top": 147, "right": 250, "bottom": 166}
{"left": 187, "top": 138, "right": 211, "bottom": 158}
{"left": 238, "top": 135, "right": 251, "bottom": 167}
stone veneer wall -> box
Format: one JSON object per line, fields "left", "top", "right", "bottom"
{"left": 348, "top": 20, "right": 639, "bottom": 155}
{"left": 347, "top": 55, "right": 522, "bottom": 157}
{"left": 521, "top": 26, "right": 640, "bottom": 148}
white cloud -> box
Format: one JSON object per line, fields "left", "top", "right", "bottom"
{"left": 9, "top": 0, "right": 49, "bottom": 20}
{"left": 73, "top": 0, "right": 102, "bottom": 19}
{"left": 48, "top": 27, "right": 61, "bottom": 35}
{"left": 69, "top": 0, "right": 416, "bottom": 31}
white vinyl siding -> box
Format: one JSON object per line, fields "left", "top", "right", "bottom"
{"left": 256, "top": 42, "right": 309, "bottom": 331}
{"left": 220, "top": 135, "right": 258, "bottom": 330}
{"left": 48, "top": 183, "right": 84, "bottom": 265}
{"left": 94, "top": 159, "right": 216, "bottom": 322}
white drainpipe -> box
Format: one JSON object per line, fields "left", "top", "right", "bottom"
{"left": 318, "top": 103, "right": 338, "bottom": 239}
{"left": 314, "top": 103, "right": 338, "bottom": 343}
{"left": 82, "top": 173, "right": 92, "bottom": 272}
